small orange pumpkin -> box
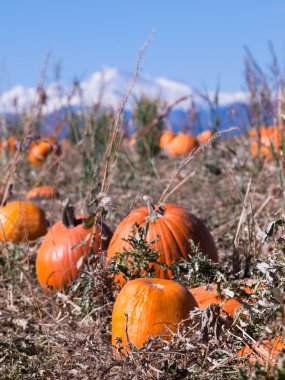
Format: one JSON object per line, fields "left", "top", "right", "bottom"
{"left": 36, "top": 203, "right": 113, "bottom": 291}
{"left": 112, "top": 278, "right": 197, "bottom": 357}
{"left": 189, "top": 284, "right": 252, "bottom": 316}
{"left": 0, "top": 201, "right": 48, "bottom": 243}
{"left": 197, "top": 130, "right": 213, "bottom": 144}
{"left": 107, "top": 202, "right": 218, "bottom": 286}
{"left": 167, "top": 133, "right": 198, "bottom": 157}
{"left": 28, "top": 137, "right": 61, "bottom": 168}
{"left": 250, "top": 125, "right": 283, "bottom": 160}
{"left": 26, "top": 186, "right": 59, "bottom": 201}
{"left": 7, "top": 136, "right": 17, "bottom": 154}
{"left": 238, "top": 336, "right": 285, "bottom": 366}
{"left": 159, "top": 130, "right": 175, "bottom": 149}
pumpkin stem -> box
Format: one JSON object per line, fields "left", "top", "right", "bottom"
{"left": 62, "top": 199, "right": 77, "bottom": 228}
{"left": 143, "top": 195, "right": 164, "bottom": 220}
{"left": 143, "top": 195, "right": 155, "bottom": 217}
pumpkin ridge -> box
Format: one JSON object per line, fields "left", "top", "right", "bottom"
{"left": 157, "top": 218, "right": 184, "bottom": 267}
{"left": 162, "top": 216, "right": 192, "bottom": 260}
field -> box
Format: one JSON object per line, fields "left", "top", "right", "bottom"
{"left": 0, "top": 84, "right": 285, "bottom": 380}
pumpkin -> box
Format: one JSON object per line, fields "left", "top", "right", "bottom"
{"left": 36, "top": 203, "right": 113, "bottom": 291}
{"left": 107, "top": 202, "right": 218, "bottom": 286}
{"left": 159, "top": 130, "right": 175, "bottom": 149}
{"left": 167, "top": 133, "right": 198, "bottom": 157}
{"left": 197, "top": 130, "right": 213, "bottom": 144}
{"left": 112, "top": 278, "right": 197, "bottom": 357}
{"left": 0, "top": 201, "right": 48, "bottom": 243}
{"left": 28, "top": 137, "right": 61, "bottom": 168}
{"left": 26, "top": 186, "right": 59, "bottom": 201}
{"left": 7, "top": 136, "right": 17, "bottom": 154}
{"left": 250, "top": 125, "right": 283, "bottom": 160}
{"left": 189, "top": 284, "right": 252, "bottom": 316}
{"left": 238, "top": 336, "right": 285, "bottom": 366}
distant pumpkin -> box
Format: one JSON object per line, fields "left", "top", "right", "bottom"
{"left": 197, "top": 130, "right": 213, "bottom": 144}
{"left": 112, "top": 278, "right": 197, "bottom": 358}
{"left": 7, "top": 136, "right": 18, "bottom": 154}
{"left": 167, "top": 133, "right": 198, "bottom": 157}
{"left": 159, "top": 130, "right": 175, "bottom": 149}
{"left": 0, "top": 201, "right": 48, "bottom": 243}
{"left": 250, "top": 125, "right": 283, "bottom": 160}
{"left": 26, "top": 186, "right": 59, "bottom": 201}
{"left": 28, "top": 137, "right": 61, "bottom": 168}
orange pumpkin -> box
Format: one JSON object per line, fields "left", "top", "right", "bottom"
{"left": 197, "top": 130, "right": 213, "bottom": 144}
{"left": 0, "top": 201, "right": 48, "bottom": 243}
{"left": 28, "top": 137, "right": 61, "bottom": 168}
{"left": 36, "top": 204, "right": 113, "bottom": 291}
{"left": 238, "top": 336, "right": 285, "bottom": 366}
{"left": 7, "top": 136, "right": 17, "bottom": 154}
{"left": 250, "top": 125, "right": 283, "bottom": 160}
{"left": 167, "top": 133, "right": 198, "bottom": 157}
{"left": 0, "top": 137, "right": 17, "bottom": 155}
{"left": 159, "top": 130, "right": 175, "bottom": 149}
{"left": 189, "top": 284, "right": 251, "bottom": 316}
{"left": 107, "top": 203, "right": 218, "bottom": 286}
{"left": 26, "top": 186, "right": 59, "bottom": 201}
{"left": 112, "top": 278, "right": 197, "bottom": 357}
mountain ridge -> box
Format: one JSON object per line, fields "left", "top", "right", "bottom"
{"left": 0, "top": 66, "right": 248, "bottom": 115}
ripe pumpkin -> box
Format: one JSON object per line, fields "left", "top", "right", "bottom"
{"left": 238, "top": 336, "right": 285, "bottom": 366}
{"left": 28, "top": 137, "right": 61, "bottom": 168}
{"left": 0, "top": 201, "right": 48, "bottom": 243}
{"left": 159, "top": 130, "right": 175, "bottom": 149}
{"left": 197, "top": 130, "right": 213, "bottom": 144}
{"left": 26, "top": 186, "right": 59, "bottom": 201}
{"left": 107, "top": 203, "right": 218, "bottom": 285}
{"left": 167, "top": 133, "right": 198, "bottom": 157}
{"left": 0, "top": 137, "right": 17, "bottom": 155}
{"left": 189, "top": 284, "right": 251, "bottom": 316}
{"left": 250, "top": 125, "right": 283, "bottom": 160}
{"left": 112, "top": 278, "right": 197, "bottom": 357}
{"left": 36, "top": 203, "right": 113, "bottom": 291}
{"left": 7, "top": 136, "right": 17, "bottom": 154}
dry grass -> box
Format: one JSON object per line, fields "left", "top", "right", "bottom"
{"left": 0, "top": 132, "right": 284, "bottom": 379}
{"left": 0, "top": 43, "right": 285, "bottom": 378}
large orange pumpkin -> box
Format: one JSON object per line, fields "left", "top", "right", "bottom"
{"left": 159, "top": 130, "right": 175, "bottom": 149}
{"left": 189, "top": 284, "right": 251, "bottom": 316}
{"left": 112, "top": 278, "right": 197, "bottom": 357}
{"left": 0, "top": 201, "right": 48, "bottom": 243}
{"left": 250, "top": 125, "right": 283, "bottom": 160}
{"left": 26, "top": 186, "right": 59, "bottom": 201}
{"left": 167, "top": 133, "right": 198, "bottom": 157}
{"left": 238, "top": 336, "right": 285, "bottom": 366}
{"left": 107, "top": 203, "right": 218, "bottom": 285}
{"left": 197, "top": 130, "right": 213, "bottom": 144}
{"left": 36, "top": 205, "right": 113, "bottom": 291}
{"left": 28, "top": 137, "right": 61, "bottom": 168}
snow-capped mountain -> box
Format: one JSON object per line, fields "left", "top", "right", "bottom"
{"left": 0, "top": 66, "right": 247, "bottom": 115}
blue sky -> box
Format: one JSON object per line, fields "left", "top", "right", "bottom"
{"left": 0, "top": 0, "right": 284, "bottom": 93}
